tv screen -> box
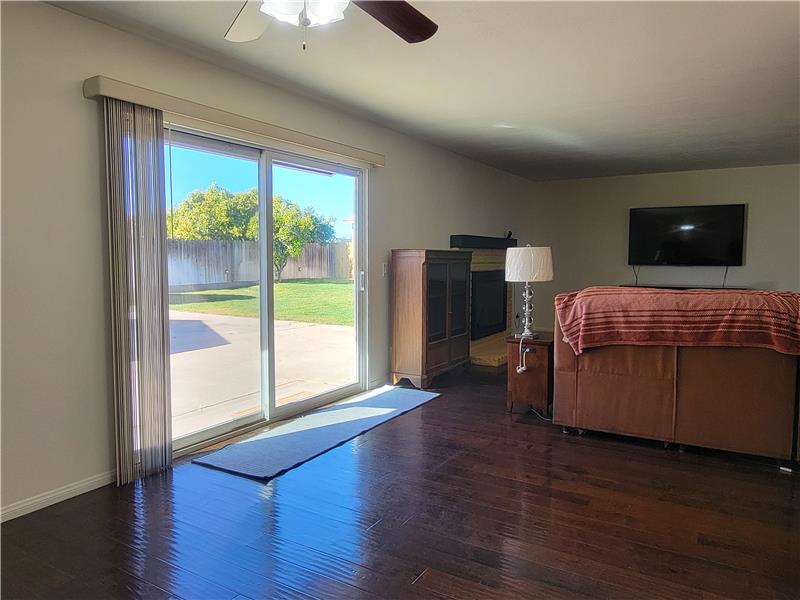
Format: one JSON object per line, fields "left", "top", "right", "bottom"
{"left": 628, "top": 204, "right": 745, "bottom": 266}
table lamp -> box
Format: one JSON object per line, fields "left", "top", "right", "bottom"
{"left": 505, "top": 245, "right": 553, "bottom": 338}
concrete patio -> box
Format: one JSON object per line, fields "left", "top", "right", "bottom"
{"left": 169, "top": 310, "right": 356, "bottom": 439}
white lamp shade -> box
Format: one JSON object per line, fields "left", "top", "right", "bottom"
{"left": 505, "top": 246, "right": 553, "bottom": 282}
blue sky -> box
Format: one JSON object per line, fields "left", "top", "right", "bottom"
{"left": 164, "top": 146, "right": 355, "bottom": 239}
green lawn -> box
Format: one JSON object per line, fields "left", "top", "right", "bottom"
{"left": 169, "top": 279, "right": 354, "bottom": 326}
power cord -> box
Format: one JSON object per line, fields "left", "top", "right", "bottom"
{"left": 527, "top": 406, "right": 552, "bottom": 423}
{"left": 631, "top": 265, "right": 641, "bottom": 286}
{"left": 516, "top": 332, "right": 531, "bottom": 374}
{"left": 722, "top": 265, "right": 729, "bottom": 288}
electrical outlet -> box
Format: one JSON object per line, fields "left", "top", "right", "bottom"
{"left": 382, "top": 262, "right": 388, "bottom": 277}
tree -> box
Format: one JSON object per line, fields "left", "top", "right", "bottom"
{"left": 168, "top": 184, "right": 335, "bottom": 281}
{"left": 271, "top": 196, "right": 335, "bottom": 281}
{"left": 167, "top": 184, "right": 258, "bottom": 241}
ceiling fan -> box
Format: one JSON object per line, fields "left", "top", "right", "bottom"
{"left": 225, "top": 0, "right": 438, "bottom": 44}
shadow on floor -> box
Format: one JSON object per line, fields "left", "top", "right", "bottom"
{"left": 169, "top": 319, "right": 229, "bottom": 354}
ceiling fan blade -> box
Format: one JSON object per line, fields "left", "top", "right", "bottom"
{"left": 225, "top": 0, "right": 268, "bottom": 42}
{"left": 352, "top": 1, "right": 438, "bottom": 43}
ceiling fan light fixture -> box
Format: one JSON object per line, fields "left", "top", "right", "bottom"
{"left": 259, "top": 0, "right": 304, "bottom": 26}
{"left": 227, "top": 0, "right": 437, "bottom": 44}
{"left": 260, "top": 0, "right": 350, "bottom": 27}
{"left": 305, "top": 0, "right": 350, "bottom": 26}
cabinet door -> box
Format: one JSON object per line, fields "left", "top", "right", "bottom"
{"left": 426, "top": 262, "right": 448, "bottom": 343}
{"left": 448, "top": 260, "right": 469, "bottom": 337}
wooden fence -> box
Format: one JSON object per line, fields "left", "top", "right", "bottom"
{"left": 167, "top": 240, "right": 352, "bottom": 290}
{"left": 280, "top": 241, "right": 353, "bottom": 281}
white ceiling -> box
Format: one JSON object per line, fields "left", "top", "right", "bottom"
{"left": 61, "top": 1, "right": 799, "bottom": 180}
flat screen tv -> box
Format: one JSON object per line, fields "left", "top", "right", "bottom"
{"left": 628, "top": 204, "right": 746, "bottom": 266}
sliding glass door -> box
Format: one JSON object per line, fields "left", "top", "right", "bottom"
{"left": 165, "top": 129, "right": 366, "bottom": 448}
{"left": 267, "top": 154, "right": 364, "bottom": 419}
{"left": 165, "top": 131, "right": 264, "bottom": 443}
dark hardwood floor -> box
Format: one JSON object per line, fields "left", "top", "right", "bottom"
{"left": 3, "top": 371, "right": 799, "bottom": 599}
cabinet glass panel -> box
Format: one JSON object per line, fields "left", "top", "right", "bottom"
{"left": 449, "top": 261, "right": 469, "bottom": 336}
{"left": 427, "top": 262, "right": 447, "bottom": 342}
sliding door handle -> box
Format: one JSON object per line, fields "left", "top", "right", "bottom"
{"left": 359, "top": 270, "right": 366, "bottom": 292}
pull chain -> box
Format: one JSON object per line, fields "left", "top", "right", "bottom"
{"left": 302, "top": 0, "right": 308, "bottom": 50}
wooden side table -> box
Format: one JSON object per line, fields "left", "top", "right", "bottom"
{"left": 506, "top": 332, "right": 554, "bottom": 415}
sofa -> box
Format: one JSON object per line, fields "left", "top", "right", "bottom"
{"left": 553, "top": 315, "right": 799, "bottom": 460}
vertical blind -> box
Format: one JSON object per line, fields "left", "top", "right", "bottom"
{"left": 104, "top": 98, "right": 172, "bottom": 484}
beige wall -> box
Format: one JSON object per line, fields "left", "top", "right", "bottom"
{"left": 532, "top": 164, "right": 800, "bottom": 328}
{"left": 1, "top": 2, "right": 548, "bottom": 512}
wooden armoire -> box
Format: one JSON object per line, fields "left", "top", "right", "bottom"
{"left": 390, "top": 250, "right": 472, "bottom": 389}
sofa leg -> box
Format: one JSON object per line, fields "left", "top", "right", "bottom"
{"left": 561, "top": 426, "right": 574, "bottom": 434}
{"left": 577, "top": 428, "right": 587, "bottom": 436}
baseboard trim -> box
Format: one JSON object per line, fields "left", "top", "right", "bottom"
{"left": 1, "top": 470, "right": 116, "bottom": 523}
{"left": 3, "top": 378, "right": 388, "bottom": 522}
{"left": 369, "top": 374, "right": 389, "bottom": 389}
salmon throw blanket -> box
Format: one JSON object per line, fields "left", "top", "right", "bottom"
{"left": 556, "top": 286, "right": 800, "bottom": 356}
